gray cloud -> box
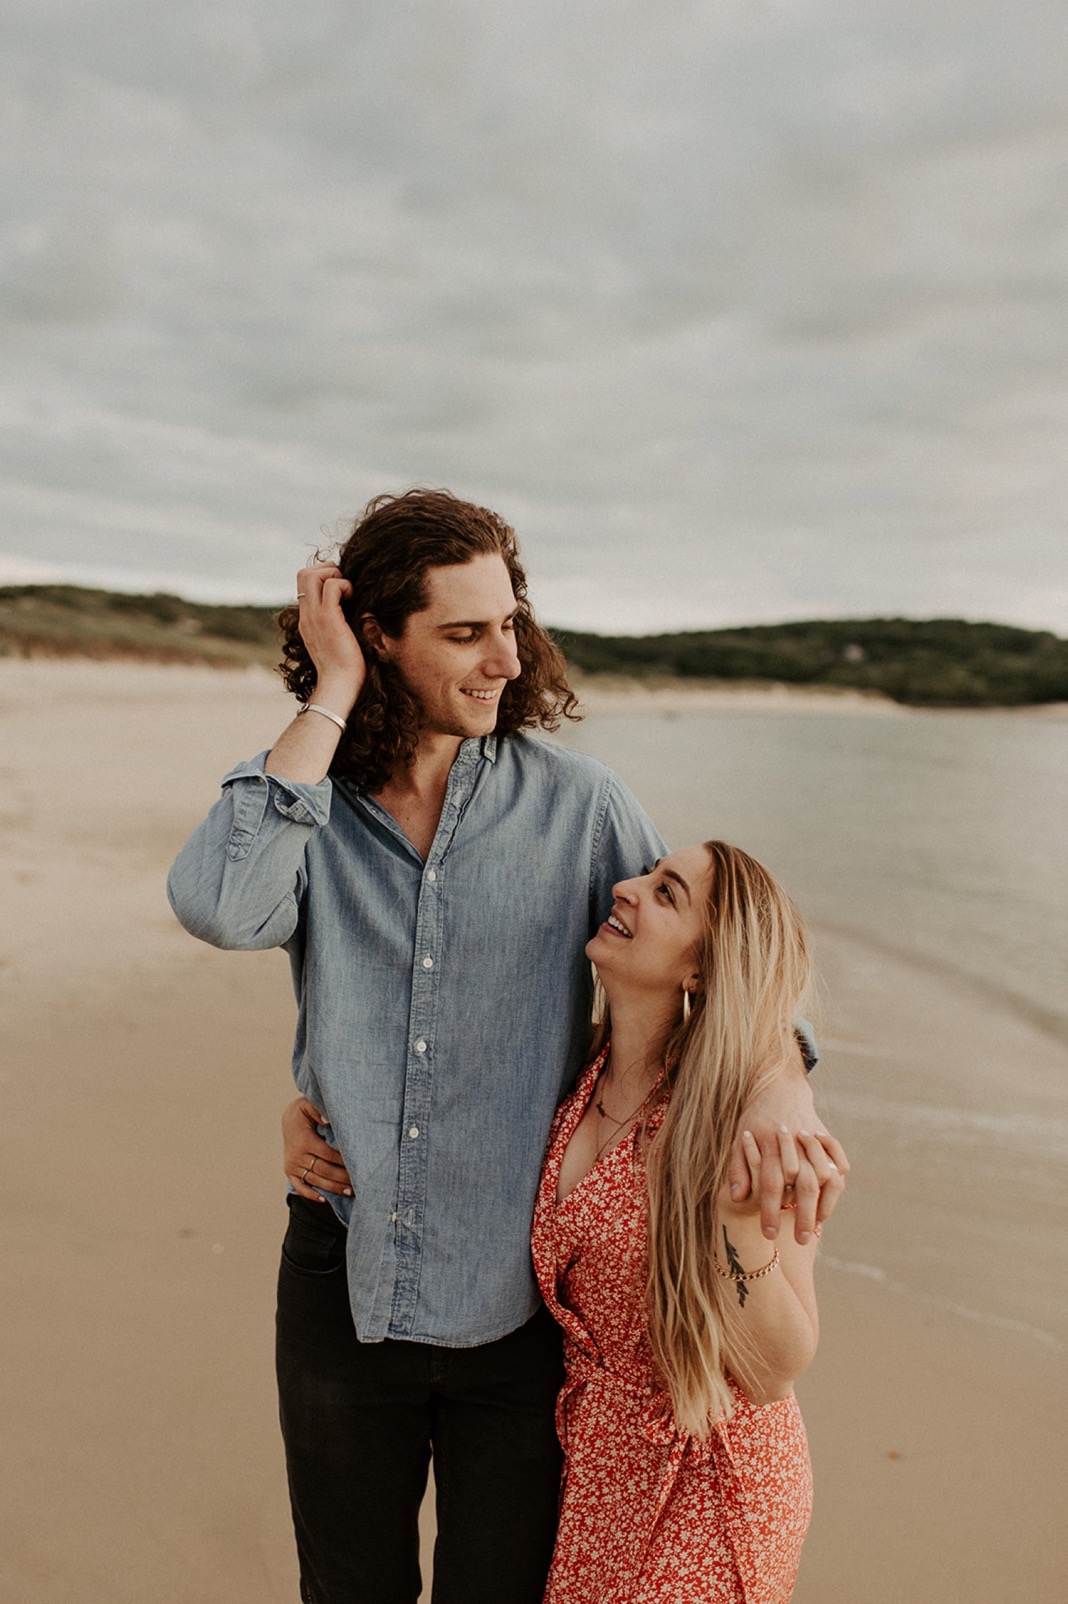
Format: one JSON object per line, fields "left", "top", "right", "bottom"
{"left": 0, "top": 0, "right": 1065, "bottom": 630}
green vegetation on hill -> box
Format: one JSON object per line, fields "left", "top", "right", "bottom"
{"left": 553, "top": 617, "right": 1068, "bottom": 707}
{"left": 0, "top": 585, "right": 280, "bottom": 668}
{"left": 1, "top": 585, "right": 1065, "bottom": 707}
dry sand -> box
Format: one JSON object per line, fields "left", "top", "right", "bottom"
{"left": 1, "top": 659, "right": 1064, "bottom": 1603}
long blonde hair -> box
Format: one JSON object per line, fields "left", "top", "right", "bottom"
{"left": 643, "top": 841, "right": 812, "bottom": 1434}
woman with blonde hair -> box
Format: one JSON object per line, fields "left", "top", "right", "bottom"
{"left": 533, "top": 840, "right": 840, "bottom": 1603}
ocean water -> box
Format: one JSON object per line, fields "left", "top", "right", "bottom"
{"left": 554, "top": 706, "right": 1068, "bottom": 1346}
{"left": 556, "top": 708, "right": 1068, "bottom": 1051}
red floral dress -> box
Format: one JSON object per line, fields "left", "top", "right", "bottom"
{"left": 531, "top": 1047, "right": 813, "bottom": 1604}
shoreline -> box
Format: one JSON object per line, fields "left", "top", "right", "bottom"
{"left": 1, "top": 653, "right": 1064, "bottom": 718}
{"left": 568, "top": 669, "right": 1068, "bottom": 717}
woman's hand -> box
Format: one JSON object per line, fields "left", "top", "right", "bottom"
{"left": 722, "top": 1126, "right": 843, "bottom": 1241}
{"left": 726, "top": 1051, "right": 849, "bottom": 1244}
{"left": 295, "top": 561, "right": 366, "bottom": 716}
{"left": 283, "top": 1096, "right": 353, "bottom": 1202}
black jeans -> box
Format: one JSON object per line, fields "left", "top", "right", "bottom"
{"left": 276, "top": 1195, "right": 564, "bottom": 1604}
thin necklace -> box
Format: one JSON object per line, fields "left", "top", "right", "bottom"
{"left": 593, "top": 1069, "right": 660, "bottom": 1160}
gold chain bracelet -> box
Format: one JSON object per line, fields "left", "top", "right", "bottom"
{"left": 712, "top": 1247, "right": 780, "bottom": 1283}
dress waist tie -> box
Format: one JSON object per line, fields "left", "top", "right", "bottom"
{"left": 559, "top": 1348, "right": 765, "bottom": 1603}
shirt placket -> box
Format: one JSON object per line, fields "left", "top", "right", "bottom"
{"left": 387, "top": 744, "right": 480, "bottom": 1336}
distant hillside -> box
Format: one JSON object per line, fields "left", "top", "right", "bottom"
{"left": 554, "top": 618, "right": 1068, "bottom": 708}
{"left": 1, "top": 585, "right": 1065, "bottom": 707}
{"left": 0, "top": 585, "right": 279, "bottom": 669}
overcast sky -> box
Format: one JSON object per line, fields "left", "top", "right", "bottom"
{"left": 2, "top": 0, "right": 1066, "bottom": 633}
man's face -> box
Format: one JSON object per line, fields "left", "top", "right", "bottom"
{"left": 379, "top": 554, "right": 523, "bottom": 740}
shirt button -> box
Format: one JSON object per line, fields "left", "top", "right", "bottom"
{"left": 408, "top": 1126, "right": 420, "bottom": 1139}
{"left": 426, "top": 869, "right": 437, "bottom": 883}
{"left": 414, "top": 1039, "right": 427, "bottom": 1055}
{"left": 422, "top": 955, "right": 434, "bottom": 970}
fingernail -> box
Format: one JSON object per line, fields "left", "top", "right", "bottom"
{"left": 799, "top": 1129, "right": 811, "bottom": 1137}
{"left": 828, "top": 1162, "right": 838, "bottom": 1172}
{"left": 779, "top": 1124, "right": 789, "bottom": 1134}
{"left": 742, "top": 1130, "right": 753, "bottom": 1140}
{"left": 798, "top": 1230, "right": 812, "bottom": 1244}
{"left": 763, "top": 1224, "right": 778, "bottom": 1239}
{"left": 344, "top": 1188, "right": 353, "bottom": 1196}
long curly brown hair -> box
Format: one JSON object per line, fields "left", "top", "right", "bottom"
{"left": 277, "top": 487, "right": 581, "bottom": 792}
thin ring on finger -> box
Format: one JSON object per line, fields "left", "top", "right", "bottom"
{"left": 300, "top": 1166, "right": 310, "bottom": 1183}
{"left": 777, "top": 1125, "right": 801, "bottom": 1186}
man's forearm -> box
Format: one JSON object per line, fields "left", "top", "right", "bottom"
{"left": 264, "top": 674, "right": 358, "bottom": 785}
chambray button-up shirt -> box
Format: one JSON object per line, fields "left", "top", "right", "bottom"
{"left": 168, "top": 733, "right": 664, "bottom": 1347}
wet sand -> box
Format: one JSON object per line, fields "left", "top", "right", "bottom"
{"left": 1, "top": 659, "right": 1064, "bottom": 1602}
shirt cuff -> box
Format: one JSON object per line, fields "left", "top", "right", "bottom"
{"left": 221, "top": 752, "right": 333, "bottom": 828}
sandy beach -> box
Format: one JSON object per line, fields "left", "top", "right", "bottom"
{"left": 568, "top": 671, "right": 1068, "bottom": 721}
{"left": 1, "top": 659, "right": 1064, "bottom": 1603}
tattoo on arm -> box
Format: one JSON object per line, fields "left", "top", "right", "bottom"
{"left": 723, "top": 1226, "right": 749, "bottom": 1309}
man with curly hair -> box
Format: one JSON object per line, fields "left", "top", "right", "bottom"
{"left": 168, "top": 488, "right": 841, "bottom": 1604}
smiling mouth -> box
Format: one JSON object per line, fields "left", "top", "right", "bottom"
{"left": 604, "top": 913, "right": 632, "bottom": 939}
{"left": 461, "top": 687, "right": 501, "bottom": 701}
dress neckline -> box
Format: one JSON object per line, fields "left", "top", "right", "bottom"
{"left": 554, "top": 1046, "right": 668, "bottom": 1209}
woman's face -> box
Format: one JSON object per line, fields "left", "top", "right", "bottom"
{"left": 586, "top": 844, "right": 712, "bottom": 1003}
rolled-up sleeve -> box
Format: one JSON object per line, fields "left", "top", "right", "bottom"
{"left": 167, "top": 753, "right": 332, "bottom": 950}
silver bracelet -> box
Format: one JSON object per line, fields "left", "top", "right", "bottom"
{"left": 301, "top": 702, "right": 348, "bottom": 732}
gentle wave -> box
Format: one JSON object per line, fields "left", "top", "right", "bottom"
{"left": 817, "top": 1091, "right": 1068, "bottom": 1163}
{"left": 820, "top": 1254, "right": 1063, "bottom": 1352}
{"left": 817, "top": 918, "right": 1068, "bottom": 1050}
